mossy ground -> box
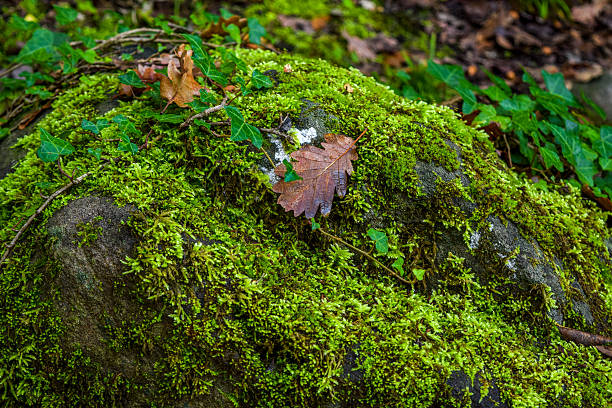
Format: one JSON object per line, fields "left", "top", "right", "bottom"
{"left": 0, "top": 49, "right": 611, "bottom": 407}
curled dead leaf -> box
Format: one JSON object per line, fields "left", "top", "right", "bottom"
{"left": 160, "top": 44, "right": 203, "bottom": 107}
{"left": 272, "top": 133, "right": 358, "bottom": 218}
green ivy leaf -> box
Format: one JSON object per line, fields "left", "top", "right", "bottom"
{"left": 473, "top": 104, "right": 496, "bottom": 125}
{"left": 499, "top": 94, "right": 535, "bottom": 113}
{"left": 550, "top": 121, "right": 597, "bottom": 185}
{"left": 17, "top": 29, "right": 68, "bottom": 63}
{"left": 252, "top": 69, "right": 274, "bottom": 89}
{"left": 481, "top": 86, "right": 507, "bottom": 102}
{"left": 224, "top": 106, "right": 263, "bottom": 148}
{"left": 37, "top": 128, "right": 74, "bottom": 162}
{"left": 25, "top": 86, "right": 53, "bottom": 99}
{"left": 539, "top": 144, "right": 564, "bottom": 171}
{"left": 282, "top": 159, "right": 302, "bottom": 182}
{"left": 412, "top": 268, "right": 426, "bottom": 281}
{"left": 118, "top": 71, "right": 145, "bottom": 88}
{"left": 484, "top": 67, "right": 512, "bottom": 95}
{"left": 594, "top": 126, "right": 612, "bottom": 171}
{"left": 247, "top": 17, "right": 267, "bottom": 45}
{"left": 87, "top": 147, "right": 102, "bottom": 160}
{"left": 311, "top": 220, "right": 320, "bottom": 231}
{"left": 182, "top": 34, "right": 228, "bottom": 85}
{"left": 392, "top": 257, "right": 405, "bottom": 276}
{"left": 117, "top": 134, "right": 138, "bottom": 154}
{"left": 225, "top": 23, "right": 242, "bottom": 45}
{"left": 81, "top": 118, "right": 109, "bottom": 134}
{"left": 9, "top": 15, "right": 39, "bottom": 32}
{"left": 218, "top": 47, "right": 248, "bottom": 73}
{"left": 53, "top": 5, "right": 78, "bottom": 25}
{"left": 367, "top": 228, "right": 388, "bottom": 254}
{"left": 542, "top": 71, "right": 575, "bottom": 104}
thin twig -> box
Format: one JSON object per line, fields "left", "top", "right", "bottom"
{"left": 180, "top": 96, "right": 228, "bottom": 129}
{"left": 0, "top": 63, "right": 24, "bottom": 79}
{"left": 259, "top": 127, "right": 292, "bottom": 141}
{"left": 260, "top": 148, "right": 275, "bottom": 167}
{"left": 0, "top": 167, "right": 100, "bottom": 270}
{"left": 317, "top": 227, "right": 413, "bottom": 285}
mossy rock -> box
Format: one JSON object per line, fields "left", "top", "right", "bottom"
{"left": 0, "top": 47, "right": 611, "bottom": 408}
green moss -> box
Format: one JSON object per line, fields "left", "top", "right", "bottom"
{"left": 0, "top": 50, "right": 611, "bottom": 407}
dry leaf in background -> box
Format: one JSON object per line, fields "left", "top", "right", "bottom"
{"left": 160, "top": 44, "right": 203, "bottom": 107}
{"left": 273, "top": 133, "right": 358, "bottom": 218}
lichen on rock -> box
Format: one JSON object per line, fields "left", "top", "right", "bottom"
{"left": 0, "top": 47, "right": 611, "bottom": 408}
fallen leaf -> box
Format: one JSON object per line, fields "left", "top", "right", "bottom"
{"left": 201, "top": 15, "right": 246, "bottom": 38}
{"left": 341, "top": 30, "right": 376, "bottom": 61}
{"left": 343, "top": 83, "right": 354, "bottom": 93}
{"left": 572, "top": 0, "right": 607, "bottom": 25}
{"left": 310, "top": 15, "right": 329, "bottom": 31}
{"left": 273, "top": 133, "right": 358, "bottom": 218}
{"left": 283, "top": 64, "right": 292, "bottom": 73}
{"left": 278, "top": 15, "right": 314, "bottom": 34}
{"left": 160, "top": 44, "right": 203, "bottom": 107}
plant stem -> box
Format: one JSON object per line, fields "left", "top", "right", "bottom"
{"left": 317, "top": 227, "right": 414, "bottom": 285}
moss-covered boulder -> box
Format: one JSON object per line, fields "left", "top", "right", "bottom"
{"left": 0, "top": 47, "right": 611, "bottom": 407}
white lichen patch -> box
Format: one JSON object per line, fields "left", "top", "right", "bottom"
{"left": 293, "top": 126, "right": 318, "bottom": 145}
{"left": 469, "top": 231, "right": 481, "bottom": 250}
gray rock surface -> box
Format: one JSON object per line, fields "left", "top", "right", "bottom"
{"left": 571, "top": 71, "right": 612, "bottom": 121}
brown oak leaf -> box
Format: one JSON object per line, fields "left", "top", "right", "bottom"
{"left": 201, "top": 15, "right": 246, "bottom": 38}
{"left": 272, "top": 133, "right": 358, "bottom": 218}
{"left": 160, "top": 44, "right": 203, "bottom": 107}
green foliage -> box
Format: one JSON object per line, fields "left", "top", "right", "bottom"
{"left": 36, "top": 128, "right": 74, "bottom": 162}
{"left": 251, "top": 69, "right": 274, "bottom": 89}
{"left": 182, "top": 34, "right": 228, "bottom": 85}
{"left": 429, "top": 60, "right": 611, "bottom": 197}
{"left": 282, "top": 159, "right": 301, "bottom": 182}
{"left": 81, "top": 118, "right": 109, "bottom": 135}
{"left": 118, "top": 70, "right": 145, "bottom": 88}
{"left": 367, "top": 228, "right": 388, "bottom": 254}
{"left": 225, "top": 106, "right": 263, "bottom": 148}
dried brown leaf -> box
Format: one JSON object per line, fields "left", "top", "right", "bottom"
{"left": 201, "top": 15, "right": 246, "bottom": 38}
{"left": 272, "top": 133, "right": 358, "bottom": 218}
{"left": 160, "top": 44, "right": 203, "bottom": 107}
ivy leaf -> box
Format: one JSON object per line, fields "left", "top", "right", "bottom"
{"left": 550, "top": 121, "right": 597, "bottom": 185}
{"left": 224, "top": 106, "right": 262, "bottom": 148}
{"left": 17, "top": 29, "right": 68, "bottom": 63}
{"left": 481, "top": 86, "right": 508, "bottom": 102}
{"left": 311, "top": 219, "right": 320, "bottom": 231}
{"left": 248, "top": 17, "right": 267, "bottom": 45}
{"left": 594, "top": 126, "right": 612, "bottom": 171}
{"left": 484, "top": 67, "right": 512, "bottom": 95}
{"left": 540, "top": 144, "right": 564, "bottom": 172}
{"left": 9, "top": 15, "right": 38, "bottom": 32}
{"left": 542, "top": 71, "right": 575, "bottom": 104}
{"left": 53, "top": 5, "right": 78, "bottom": 25}
{"left": 367, "top": 229, "right": 389, "bottom": 254}
{"left": 87, "top": 147, "right": 102, "bottom": 160}
{"left": 81, "top": 118, "right": 109, "bottom": 135}
{"left": 117, "top": 134, "right": 138, "bottom": 154}
{"left": 272, "top": 133, "right": 358, "bottom": 218}
{"left": 473, "top": 104, "right": 497, "bottom": 125}
{"left": 225, "top": 23, "right": 242, "bottom": 45}
{"left": 412, "top": 268, "right": 426, "bottom": 281}
{"left": 182, "top": 34, "right": 228, "bottom": 85}
{"left": 37, "top": 128, "right": 74, "bottom": 162}
{"left": 282, "top": 159, "right": 302, "bottom": 182}
{"left": 392, "top": 257, "right": 405, "bottom": 276}
{"left": 119, "top": 71, "right": 146, "bottom": 88}
{"left": 251, "top": 69, "right": 274, "bottom": 89}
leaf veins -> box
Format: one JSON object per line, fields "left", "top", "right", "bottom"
{"left": 272, "top": 133, "right": 358, "bottom": 219}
